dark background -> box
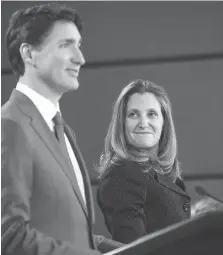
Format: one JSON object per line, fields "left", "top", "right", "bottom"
{"left": 2, "top": 1, "right": 223, "bottom": 237}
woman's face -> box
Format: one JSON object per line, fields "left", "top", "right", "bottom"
{"left": 125, "top": 92, "right": 164, "bottom": 150}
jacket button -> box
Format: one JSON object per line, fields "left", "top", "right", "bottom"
{"left": 183, "top": 200, "right": 190, "bottom": 212}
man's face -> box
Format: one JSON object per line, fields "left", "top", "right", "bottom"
{"left": 34, "top": 21, "right": 85, "bottom": 95}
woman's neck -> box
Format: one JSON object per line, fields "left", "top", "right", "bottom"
{"left": 129, "top": 145, "right": 158, "bottom": 160}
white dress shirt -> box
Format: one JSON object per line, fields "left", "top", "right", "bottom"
{"left": 16, "top": 82, "right": 86, "bottom": 204}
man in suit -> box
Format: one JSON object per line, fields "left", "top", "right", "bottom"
{"left": 1, "top": 3, "right": 122, "bottom": 255}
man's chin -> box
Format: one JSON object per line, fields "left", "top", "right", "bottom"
{"left": 72, "top": 83, "right": 80, "bottom": 91}
{"left": 67, "top": 80, "right": 80, "bottom": 91}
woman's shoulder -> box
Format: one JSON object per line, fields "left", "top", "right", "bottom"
{"left": 102, "top": 159, "right": 156, "bottom": 184}
{"left": 98, "top": 160, "right": 150, "bottom": 204}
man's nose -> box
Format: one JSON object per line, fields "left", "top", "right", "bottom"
{"left": 71, "top": 48, "right": 85, "bottom": 66}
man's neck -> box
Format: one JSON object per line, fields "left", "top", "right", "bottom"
{"left": 19, "top": 76, "right": 61, "bottom": 107}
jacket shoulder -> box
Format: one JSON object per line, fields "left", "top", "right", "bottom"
{"left": 107, "top": 160, "right": 155, "bottom": 182}
{"left": 2, "top": 98, "right": 28, "bottom": 124}
{"left": 99, "top": 161, "right": 156, "bottom": 196}
{"left": 98, "top": 160, "right": 149, "bottom": 207}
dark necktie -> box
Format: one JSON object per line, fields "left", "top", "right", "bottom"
{"left": 53, "top": 112, "right": 86, "bottom": 205}
{"left": 53, "top": 112, "right": 71, "bottom": 163}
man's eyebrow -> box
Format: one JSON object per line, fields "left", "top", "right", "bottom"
{"left": 58, "top": 38, "right": 83, "bottom": 45}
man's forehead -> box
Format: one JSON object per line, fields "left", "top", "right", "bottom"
{"left": 46, "top": 20, "right": 81, "bottom": 41}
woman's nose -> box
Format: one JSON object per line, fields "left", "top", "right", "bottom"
{"left": 138, "top": 116, "right": 148, "bottom": 128}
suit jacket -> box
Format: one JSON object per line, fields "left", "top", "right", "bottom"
{"left": 97, "top": 160, "right": 191, "bottom": 244}
{"left": 1, "top": 90, "right": 119, "bottom": 255}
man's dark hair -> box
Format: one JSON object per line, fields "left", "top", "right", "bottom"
{"left": 5, "top": 3, "right": 83, "bottom": 77}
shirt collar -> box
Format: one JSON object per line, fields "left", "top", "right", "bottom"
{"left": 16, "top": 82, "right": 60, "bottom": 123}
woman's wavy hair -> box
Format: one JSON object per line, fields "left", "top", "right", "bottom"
{"left": 97, "top": 79, "right": 181, "bottom": 180}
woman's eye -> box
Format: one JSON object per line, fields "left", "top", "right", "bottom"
{"left": 148, "top": 111, "right": 158, "bottom": 118}
{"left": 128, "top": 112, "right": 138, "bottom": 118}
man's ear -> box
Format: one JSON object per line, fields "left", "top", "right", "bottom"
{"left": 19, "top": 43, "right": 37, "bottom": 67}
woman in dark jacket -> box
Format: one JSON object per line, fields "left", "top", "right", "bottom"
{"left": 97, "top": 79, "right": 191, "bottom": 244}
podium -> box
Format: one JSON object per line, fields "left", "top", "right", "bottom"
{"left": 105, "top": 211, "right": 223, "bottom": 255}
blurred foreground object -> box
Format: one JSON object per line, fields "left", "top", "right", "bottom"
{"left": 104, "top": 211, "right": 223, "bottom": 255}
{"left": 191, "top": 185, "right": 223, "bottom": 216}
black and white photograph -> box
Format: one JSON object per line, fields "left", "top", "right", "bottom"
{"left": 1, "top": 1, "right": 223, "bottom": 254}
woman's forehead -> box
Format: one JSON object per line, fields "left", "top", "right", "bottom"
{"left": 126, "top": 92, "right": 161, "bottom": 111}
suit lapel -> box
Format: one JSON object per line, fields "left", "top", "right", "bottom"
{"left": 12, "top": 90, "right": 89, "bottom": 219}
{"left": 64, "top": 124, "right": 95, "bottom": 225}
{"left": 32, "top": 116, "right": 89, "bottom": 217}
{"left": 155, "top": 173, "right": 190, "bottom": 198}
